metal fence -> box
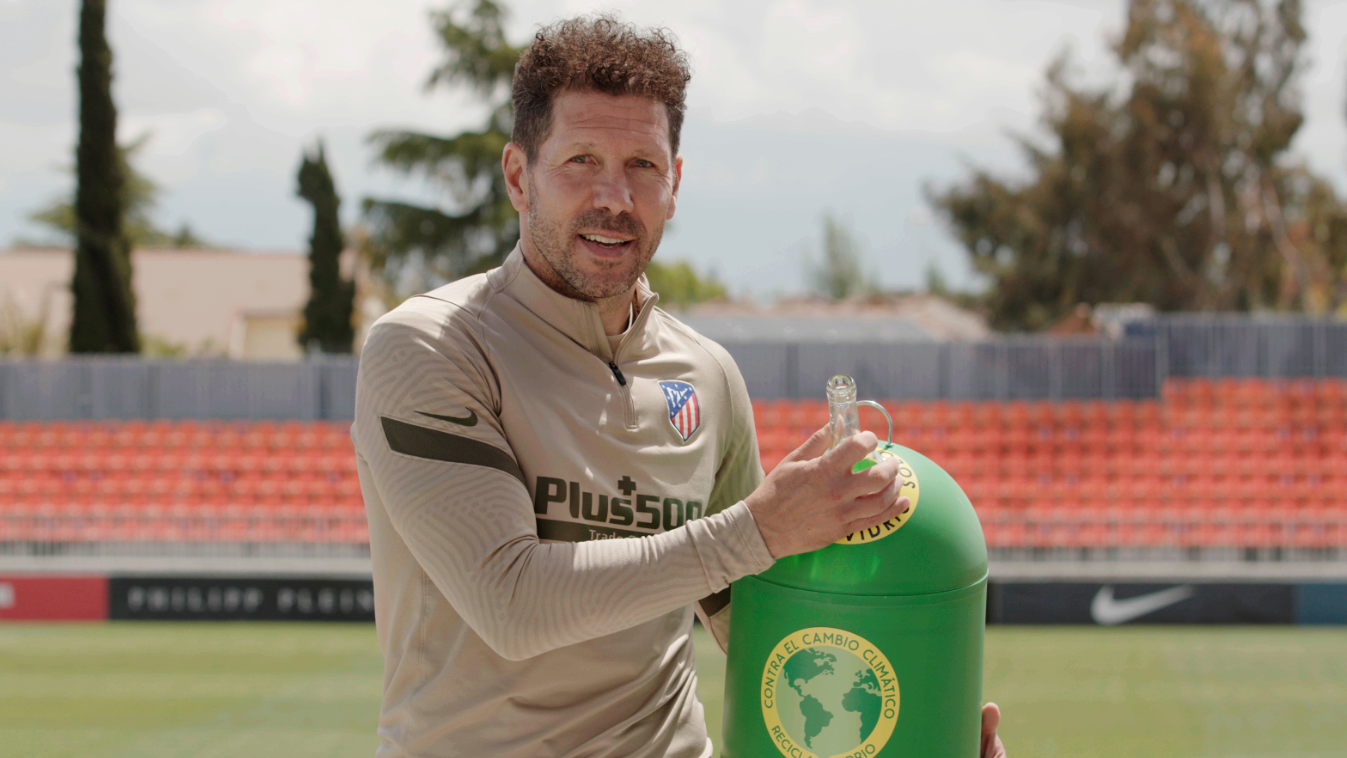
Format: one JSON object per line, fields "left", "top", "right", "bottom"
{"left": 0, "top": 339, "right": 1159, "bottom": 418}
{"left": 1138, "top": 315, "right": 1347, "bottom": 379}
{"left": 5, "top": 315, "right": 1347, "bottom": 419}
{"left": 721, "top": 338, "right": 1160, "bottom": 401}
{"left": 0, "top": 357, "right": 357, "bottom": 421}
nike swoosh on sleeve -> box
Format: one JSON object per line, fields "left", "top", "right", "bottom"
{"left": 381, "top": 416, "right": 524, "bottom": 488}
{"left": 416, "top": 409, "right": 478, "bottom": 427}
{"left": 1090, "top": 585, "right": 1195, "bottom": 625}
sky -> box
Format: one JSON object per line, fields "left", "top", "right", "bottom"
{"left": 2, "top": 0, "right": 1345, "bottom": 300}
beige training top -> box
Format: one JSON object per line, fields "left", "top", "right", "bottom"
{"left": 352, "top": 246, "right": 774, "bottom": 757}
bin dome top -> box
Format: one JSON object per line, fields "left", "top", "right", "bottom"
{"left": 756, "top": 442, "right": 988, "bottom": 597}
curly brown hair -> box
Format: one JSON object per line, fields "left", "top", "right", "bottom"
{"left": 511, "top": 14, "right": 691, "bottom": 161}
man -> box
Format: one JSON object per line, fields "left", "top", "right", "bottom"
{"left": 352, "top": 14, "right": 1006, "bottom": 758}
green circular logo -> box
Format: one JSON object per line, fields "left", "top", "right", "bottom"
{"left": 762, "top": 628, "right": 899, "bottom": 758}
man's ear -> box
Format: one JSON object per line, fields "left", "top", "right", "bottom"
{"left": 503, "top": 142, "right": 530, "bottom": 213}
{"left": 667, "top": 154, "right": 683, "bottom": 221}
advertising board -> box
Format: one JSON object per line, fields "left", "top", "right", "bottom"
{"left": 107, "top": 576, "right": 374, "bottom": 622}
{"left": 0, "top": 575, "right": 108, "bottom": 621}
{"left": 991, "top": 582, "right": 1295, "bottom": 625}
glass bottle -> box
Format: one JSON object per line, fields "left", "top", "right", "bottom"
{"left": 826, "top": 374, "right": 892, "bottom": 464}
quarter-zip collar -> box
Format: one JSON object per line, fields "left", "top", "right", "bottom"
{"left": 499, "top": 243, "right": 660, "bottom": 363}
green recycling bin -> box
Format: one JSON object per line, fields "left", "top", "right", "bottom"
{"left": 722, "top": 377, "right": 988, "bottom": 758}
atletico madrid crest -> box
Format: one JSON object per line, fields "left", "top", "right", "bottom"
{"left": 659, "top": 380, "right": 701, "bottom": 442}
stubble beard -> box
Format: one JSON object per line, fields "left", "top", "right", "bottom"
{"left": 526, "top": 176, "right": 663, "bottom": 303}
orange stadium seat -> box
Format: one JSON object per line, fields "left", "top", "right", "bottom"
{"left": 5, "top": 386, "right": 1347, "bottom": 550}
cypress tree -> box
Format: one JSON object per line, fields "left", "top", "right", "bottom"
{"left": 70, "top": 0, "right": 140, "bottom": 354}
{"left": 297, "top": 139, "right": 355, "bottom": 354}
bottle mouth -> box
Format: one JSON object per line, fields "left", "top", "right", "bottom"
{"left": 826, "top": 374, "right": 857, "bottom": 403}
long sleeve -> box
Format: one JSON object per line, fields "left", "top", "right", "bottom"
{"left": 353, "top": 310, "right": 776, "bottom": 662}
{"left": 694, "top": 339, "right": 766, "bottom": 653}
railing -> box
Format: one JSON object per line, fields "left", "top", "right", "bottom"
{"left": 0, "top": 357, "right": 358, "bottom": 421}
{"left": 721, "top": 339, "right": 1159, "bottom": 401}
{"left": 6, "top": 315, "right": 1347, "bottom": 416}
{"left": 981, "top": 506, "right": 1345, "bottom": 562}
{"left": 3, "top": 501, "right": 1342, "bottom": 563}
{"left": 1140, "top": 314, "right": 1347, "bottom": 378}
{"left": 1, "top": 505, "right": 368, "bottom": 550}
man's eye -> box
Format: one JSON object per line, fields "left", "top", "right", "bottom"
{"left": 569, "top": 155, "right": 590, "bottom": 163}
{"left": 633, "top": 159, "right": 654, "bottom": 168}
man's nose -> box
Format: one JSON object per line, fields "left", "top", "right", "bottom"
{"left": 591, "top": 166, "right": 635, "bottom": 216}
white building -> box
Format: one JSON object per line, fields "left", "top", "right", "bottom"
{"left": 0, "top": 247, "right": 384, "bottom": 359}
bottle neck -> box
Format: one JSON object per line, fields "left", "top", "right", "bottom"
{"left": 826, "top": 374, "right": 860, "bottom": 450}
{"left": 828, "top": 395, "right": 860, "bottom": 450}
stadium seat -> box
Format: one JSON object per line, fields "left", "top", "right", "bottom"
{"left": 5, "top": 381, "right": 1346, "bottom": 552}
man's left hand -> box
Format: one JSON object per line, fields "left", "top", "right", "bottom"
{"left": 981, "top": 702, "right": 1006, "bottom": 758}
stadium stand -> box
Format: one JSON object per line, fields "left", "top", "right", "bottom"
{"left": 760, "top": 377, "right": 1346, "bottom": 559}
{"left": 0, "top": 420, "right": 367, "bottom": 550}
{"left": 1, "top": 378, "right": 1344, "bottom": 560}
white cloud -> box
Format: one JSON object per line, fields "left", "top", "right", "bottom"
{"left": 121, "top": 108, "right": 229, "bottom": 157}
{"left": 2, "top": 0, "right": 1344, "bottom": 295}
{"left": 538, "top": 0, "right": 1121, "bottom": 144}
{"left": 763, "top": 0, "right": 859, "bottom": 71}
{"left": 205, "top": 0, "right": 428, "bottom": 108}
{"left": 119, "top": 107, "right": 229, "bottom": 185}
{"left": 1291, "top": 1, "right": 1347, "bottom": 188}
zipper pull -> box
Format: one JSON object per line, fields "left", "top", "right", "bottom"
{"left": 608, "top": 362, "right": 627, "bottom": 387}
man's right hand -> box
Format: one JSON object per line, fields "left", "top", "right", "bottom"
{"left": 745, "top": 426, "right": 909, "bottom": 559}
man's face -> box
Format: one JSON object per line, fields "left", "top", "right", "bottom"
{"left": 506, "top": 89, "right": 682, "bottom": 302}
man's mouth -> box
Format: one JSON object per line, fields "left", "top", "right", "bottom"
{"left": 578, "top": 233, "right": 634, "bottom": 250}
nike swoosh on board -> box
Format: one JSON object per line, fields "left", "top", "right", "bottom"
{"left": 416, "top": 409, "right": 478, "bottom": 427}
{"left": 1090, "top": 584, "right": 1195, "bottom": 626}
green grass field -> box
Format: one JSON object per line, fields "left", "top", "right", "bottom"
{"left": 3, "top": 623, "right": 1345, "bottom": 758}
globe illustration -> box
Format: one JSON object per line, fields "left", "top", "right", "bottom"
{"left": 775, "top": 645, "right": 884, "bottom": 757}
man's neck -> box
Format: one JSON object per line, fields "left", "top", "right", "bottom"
{"left": 520, "top": 242, "right": 639, "bottom": 337}
{"left": 595, "top": 290, "right": 638, "bottom": 336}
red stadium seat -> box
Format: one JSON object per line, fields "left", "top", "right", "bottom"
{"left": 4, "top": 391, "right": 1344, "bottom": 552}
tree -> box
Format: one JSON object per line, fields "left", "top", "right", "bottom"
{"left": 24, "top": 132, "right": 209, "bottom": 250}
{"left": 69, "top": 0, "right": 139, "bottom": 354}
{"left": 807, "top": 213, "right": 874, "bottom": 300}
{"left": 0, "top": 289, "right": 53, "bottom": 356}
{"left": 297, "top": 139, "right": 356, "bottom": 354}
{"left": 644, "top": 260, "right": 728, "bottom": 309}
{"left": 929, "top": 0, "right": 1347, "bottom": 331}
{"left": 361, "top": 0, "right": 522, "bottom": 300}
